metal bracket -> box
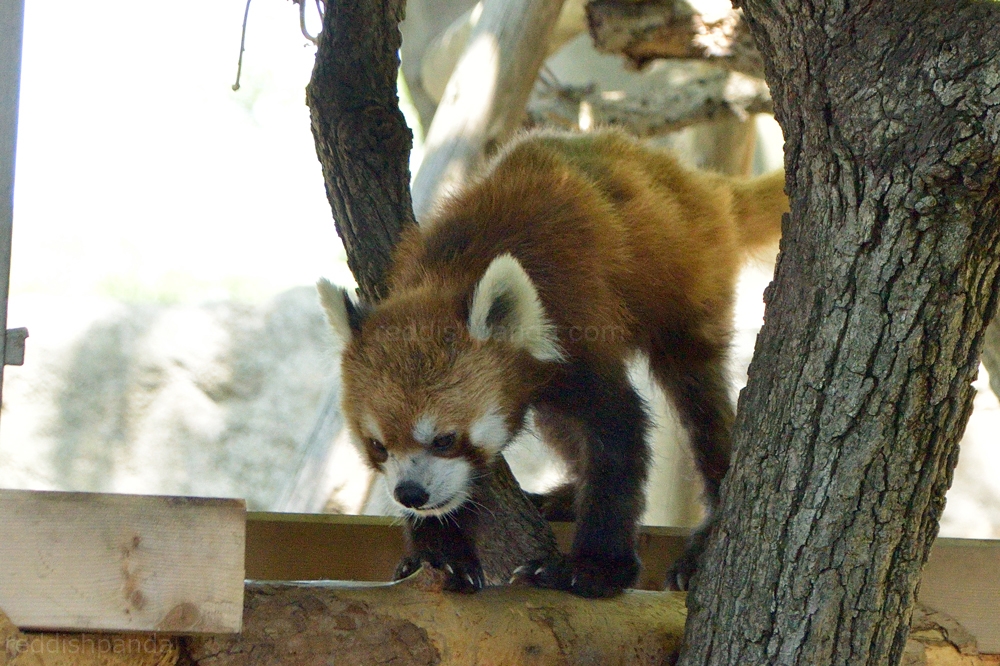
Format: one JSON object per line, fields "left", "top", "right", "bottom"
{"left": 5, "top": 326, "right": 27, "bottom": 365}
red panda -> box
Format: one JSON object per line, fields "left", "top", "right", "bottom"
{"left": 318, "top": 127, "right": 788, "bottom": 598}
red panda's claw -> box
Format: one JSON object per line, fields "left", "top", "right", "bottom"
{"left": 394, "top": 556, "right": 424, "bottom": 581}
{"left": 395, "top": 554, "right": 484, "bottom": 593}
{"left": 516, "top": 553, "right": 637, "bottom": 598}
{"left": 441, "top": 560, "right": 484, "bottom": 593}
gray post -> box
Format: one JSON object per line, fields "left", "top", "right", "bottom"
{"left": 0, "top": 0, "right": 25, "bottom": 419}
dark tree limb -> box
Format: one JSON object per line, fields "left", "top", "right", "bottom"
{"left": 305, "top": 0, "right": 416, "bottom": 302}
{"left": 586, "top": 0, "right": 764, "bottom": 78}
{"left": 305, "top": 0, "right": 559, "bottom": 579}
{"left": 678, "top": 2, "right": 1000, "bottom": 665}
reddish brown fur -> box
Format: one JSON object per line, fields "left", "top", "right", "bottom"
{"left": 336, "top": 127, "right": 788, "bottom": 595}
{"left": 369, "top": 128, "right": 786, "bottom": 388}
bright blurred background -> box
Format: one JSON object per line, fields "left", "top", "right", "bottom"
{"left": 1, "top": 0, "right": 998, "bottom": 539}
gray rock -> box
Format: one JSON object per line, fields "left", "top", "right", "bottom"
{"left": 0, "top": 287, "right": 335, "bottom": 510}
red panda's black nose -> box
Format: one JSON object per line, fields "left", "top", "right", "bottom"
{"left": 394, "top": 481, "right": 430, "bottom": 509}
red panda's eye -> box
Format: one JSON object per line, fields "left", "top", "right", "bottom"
{"left": 430, "top": 433, "right": 457, "bottom": 454}
{"left": 368, "top": 439, "right": 388, "bottom": 463}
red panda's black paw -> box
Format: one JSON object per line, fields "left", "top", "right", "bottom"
{"left": 512, "top": 553, "right": 638, "bottom": 598}
{"left": 394, "top": 554, "right": 485, "bottom": 594}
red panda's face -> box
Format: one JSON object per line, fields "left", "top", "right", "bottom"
{"left": 340, "top": 294, "right": 539, "bottom": 517}
{"left": 318, "top": 253, "right": 564, "bottom": 518}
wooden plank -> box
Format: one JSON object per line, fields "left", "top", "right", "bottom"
{"left": 246, "top": 512, "right": 403, "bottom": 582}
{"left": 920, "top": 537, "right": 1000, "bottom": 654}
{"left": 246, "top": 514, "right": 1000, "bottom": 653}
{"left": 0, "top": 489, "right": 245, "bottom": 634}
{"left": 246, "top": 513, "right": 687, "bottom": 591}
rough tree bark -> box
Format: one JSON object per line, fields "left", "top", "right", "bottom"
{"left": 678, "top": 2, "right": 1000, "bottom": 666}
{"left": 305, "top": 0, "right": 559, "bottom": 581}
{"left": 305, "top": 0, "right": 416, "bottom": 302}
{"left": 186, "top": 569, "right": 685, "bottom": 666}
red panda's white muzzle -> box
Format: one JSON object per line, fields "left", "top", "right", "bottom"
{"left": 384, "top": 450, "right": 473, "bottom": 517}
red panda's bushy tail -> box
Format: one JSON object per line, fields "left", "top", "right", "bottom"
{"left": 728, "top": 169, "right": 789, "bottom": 253}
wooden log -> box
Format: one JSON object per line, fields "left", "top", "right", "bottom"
{"left": 902, "top": 605, "right": 1000, "bottom": 666}
{"left": 187, "top": 567, "right": 688, "bottom": 666}
{"left": 410, "top": 0, "right": 566, "bottom": 221}
{"left": 586, "top": 0, "right": 764, "bottom": 78}
{"left": 242, "top": 513, "right": 1000, "bottom": 653}
{"left": 0, "top": 490, "right": 245, "bottom": 634}
{"left": 0, "top": 609, "right": 183, "bottom": 666}
{"left": 3, "top": 599, "right": 996, "bottom": 666}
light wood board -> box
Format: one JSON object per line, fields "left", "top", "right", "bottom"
{"left": 921, "top": 537, "right": 1000, "bottom": 654}
{"left": 0, "top": 489, "right": 245, "bottom": 633}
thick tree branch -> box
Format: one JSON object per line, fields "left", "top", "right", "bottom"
{"left": 678, "top": 2, "right": 1000, "bottom": 665}
{"left": 586, "top": 0, "right": 764, "bottom": 78}
{"left": 305, "top": 0, "right": 415, "bottom": 302}
{"left": 528, "top": 66, "right": 771, "bottom": 136}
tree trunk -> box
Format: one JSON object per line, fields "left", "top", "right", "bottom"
{"left": 305, "top": 0, "right": 416, "bottom": 302}
{"left": 678, "top": 2, "right": 1000, "bottom": 666}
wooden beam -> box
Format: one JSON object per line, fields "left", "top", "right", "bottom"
{"left": 921, "top": 537, "right": 1000, "bottom": 654}
{"left": 2, "top": 499, "right": 995, "bottom": 650}
{"left": 0, "top": 490, "right": 245, "bottom": 634}
{"left": 245, "top": 513, "right": 1000, "bottom": 652}
{"left": 247, "top": 512, "right": 693, "bottom": 591}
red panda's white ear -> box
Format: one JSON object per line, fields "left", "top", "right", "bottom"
{"left": 468, "top": 254, "right": 564, "bottom": 362}
{"left": 317, "top": 278, "right": 368, "bottom": 342}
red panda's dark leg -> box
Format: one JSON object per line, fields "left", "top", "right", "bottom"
{"left": 648, "top": 339, "right": 734, "bottom": 590}
{"left": 525, "top": 406, "right": 589, "bottom": 521}
{"left": 395, "top": 504, "right": 485, "bottom": 593}
{"left": 520, "top": 360, "right": 650, "bottom": 598}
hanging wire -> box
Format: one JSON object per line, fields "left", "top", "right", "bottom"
{"left": 232, "top": 0, "right": 253, "bottom": 91}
